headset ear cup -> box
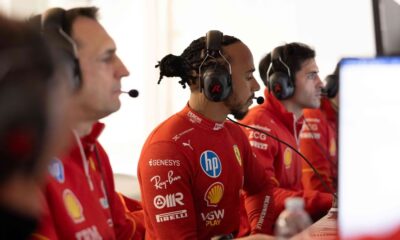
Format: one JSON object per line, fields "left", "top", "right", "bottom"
{"left": 269, "top": 71, "right": 294, "bottom": 100}
{"left": 202, "top": 66, "right": 232, "bottom": 102}
{"left": 324, "top": 74, "right": 338, "bottom": 98}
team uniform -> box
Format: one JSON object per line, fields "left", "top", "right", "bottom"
{"left": 32, "top": 123, "right": 143, "bottom": 240}
{"left": 240, "top": 89, "right": 332, "bottom": 226}
{"left": 299, "top": 100, "right": 338, "bottom": 193}
{"left": 138, "top": 104, "right": 274, "bottom": 239}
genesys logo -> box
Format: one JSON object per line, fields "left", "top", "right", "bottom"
{"left": 200, "top": 150, "right": 222, "bottom": 178}
{"left": 148, "top": 159, "right": 181, "bottom": 167}
{"left": 204, "top": 182, "right": 224, "bottom": 207}
{"left": 153, "top": 192, "right": 184, "bottom": 209}
{"left": 201, "top": 209, "right": 225, "bottom": 227}
{"left": 156, "top": 210, "right": 188, "bottom": 223}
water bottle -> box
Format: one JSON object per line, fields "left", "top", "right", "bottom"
{"left": 275, "top": 197, "right": 312, "bottom": 240}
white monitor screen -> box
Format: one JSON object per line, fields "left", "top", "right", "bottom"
{"left": 338, "top": 57, "right": 400, "bottom": 239}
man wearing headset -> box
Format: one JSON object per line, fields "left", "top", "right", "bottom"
{"left": 299, "top": 64, "right": 339, "bottom": 194}
{"left": 31, "top": 7, "right": 144, "bottom": 239}
{"left": 0, "top": 14, "right": 72, "bottom": 239}
{"left": 240, "top": 43, "right": 333, "bottom": 231}
{"left": 138, "top": 31, "right": 275, "bottom": 239}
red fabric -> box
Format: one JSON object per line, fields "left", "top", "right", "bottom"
{"left": 137, "top": 104, "right": 274, "bottom": 239}
{"left": 32, "top": 123, "right": 141, "bottom": 240}
{"left": 300, "top": 102, "right": 338, "bottom": 193}
{"left": 240, "top": 90, "right": 332, "bottom": 229}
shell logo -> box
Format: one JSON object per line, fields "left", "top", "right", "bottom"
{"left": 233, "top": 145, "right": 242, "bottom": 166}
{"left": 204, "top": 182, "right": 224, "bottom": 207}
{"left": 63, "top": 189, "right": 84, "bottom": 223}
{"left": 329, "top": 138, "right": 337, "bottom": 157}
{"left": 283, "top": 147, "right": 292, "bottom": 169}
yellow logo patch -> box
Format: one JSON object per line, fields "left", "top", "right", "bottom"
{"left": 233, "top": 145, "right": 242, "bottom": 166}
{"left": 329, "top": 137, "right": 337, "bottom": 157}
{"left": 204, "top": 182, "right": 224, "bottom": 207}
{"left": 283, "top": 147, "right": 292, "bottom": 169}
{"left": 63, "top": 189, "right": 85, "bottom": 223}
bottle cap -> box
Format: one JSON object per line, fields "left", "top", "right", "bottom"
{"left": 285, "top": 197, "right": 305, "bottom": 211}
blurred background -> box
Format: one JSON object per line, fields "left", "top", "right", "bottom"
{"left": 0, "top": 0, "right": 375, "bottom": 197}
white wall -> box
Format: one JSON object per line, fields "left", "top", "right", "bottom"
{"left": 0, "top": 0, "right": 375, "bottom": 177}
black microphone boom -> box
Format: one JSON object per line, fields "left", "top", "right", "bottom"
{"left": 227, "top": 116, "right": 337, "bottom": 200}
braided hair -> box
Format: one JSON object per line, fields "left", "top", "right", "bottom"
{"left": 156, "top": 34, "right": 240, "bottom": 89}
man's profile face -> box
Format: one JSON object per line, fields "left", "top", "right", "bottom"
{"left": 223, "top": 42, "right": 260, "bottom": 119}
{"left": 292, "top": 58, "right": 323, "bottom": 109}
{"left": 71, "top": 17, "right": 129, "bottom": 120}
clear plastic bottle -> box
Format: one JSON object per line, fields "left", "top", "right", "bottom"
{"left": 275, "top": 197, "right": 312, "bottom": 240}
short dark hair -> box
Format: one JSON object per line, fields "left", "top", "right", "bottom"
{"left": 259, "top": 42, "right": 315, "bottom": 87}
{"left": 156, "top": 34, "right": 240, "bottom": 89}
{"left": 0, "top": 14, "right": 57, "bottom": 184}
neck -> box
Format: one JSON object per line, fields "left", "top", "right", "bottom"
{"left": 188, "top": 92, "right": 228, "bottom": 122}
{"left": 281, "top": 99, "right": 303, "bottom": 119}
{"left": 73, "top": 120, "right": 95, "bottom": 137}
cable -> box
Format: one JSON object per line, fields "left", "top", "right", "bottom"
{"left": 227, "top": 116, "right": 337, "bottom": 200}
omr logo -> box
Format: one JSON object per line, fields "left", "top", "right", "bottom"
{"left": 200, "top": 150, "right": 222, "bottom": 178}
{"left": 153, "top": 192, "right": 184, "bottom": 209}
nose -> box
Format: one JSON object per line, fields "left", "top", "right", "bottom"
{"left": 115, "top": 55, "right": 130, "bottom": 78}
{"left": 252, "top": 78, "right": 261, "bottom": 92}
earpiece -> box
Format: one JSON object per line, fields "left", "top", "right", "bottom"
{"left": 266, "top": 47, "right": 295, "bottom": 100}
{"left": 41, "top": 8, "right": 81, "bottom": 91}
{"left": 323, "top": 74, "right": 338, "bottom": 99}
{"left": 198, "top": 30, "right": 232, "bottom": 102}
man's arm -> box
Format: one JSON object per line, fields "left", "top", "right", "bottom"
{"left": 138, "top": 142, "right": 198, "bottom": 239}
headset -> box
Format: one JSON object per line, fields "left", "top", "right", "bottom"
{"left": 41, "top": 7, "right": 81, "bottom": 91}
{"left": 266, "top": 46, "right": 295, "bottom": 100}
{"left": 323, "top": 74, "right": 338, "bottom": 99}
{"left": 198, "top": 30, "right": 232, "bottom": 102}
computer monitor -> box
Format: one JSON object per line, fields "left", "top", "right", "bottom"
{"left": 372, "top": 0, "right": 400, "bottom": 56}
{"left": 338, "top": 57, "right": 400, "bottom": 239}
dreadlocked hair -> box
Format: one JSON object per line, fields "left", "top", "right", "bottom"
{"left": 156, "top": 34, "right": 240, "bottom": 89}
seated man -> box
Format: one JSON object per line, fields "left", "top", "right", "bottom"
{"left": 240, "top": 43, "right": 334, "bottom": 231}
{"left": 30, "top": 7, "right": 144, "bottom": 239}
{"left": 138, "top": 30, "right": 275, "bottom": 239}
{"left": 300, "top": 64, "right": 339, "bottom": 193}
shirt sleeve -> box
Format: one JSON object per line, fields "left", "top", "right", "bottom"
{"left": 240, "top": 130, "right": 275, "bottom": 235}
{"left": 138, "top": 142, "right": 197, "bottom": 239}
{"left": 30, "top": 191, "right": 58, "bottom": 240}
{"left": 300, "top": 115, "right": 337, "bottom": 193}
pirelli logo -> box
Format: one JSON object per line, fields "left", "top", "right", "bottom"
{"left": 156, "top": 210, "right": 188, "bottom": 223}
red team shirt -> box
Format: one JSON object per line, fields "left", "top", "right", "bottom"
{"left": 240, "top": 90, "right": 333, "bottom": 225}
{"left": 138, "top": 104, "right": 274, "bottom": 239}
{"left": 300, "top": 101, "right": 338, "bottom": 193}
{"left": 32, "top": 123, "right": 140, "bottom": 240}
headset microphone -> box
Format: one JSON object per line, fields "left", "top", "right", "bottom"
{"left": 254, "top": 96, "right": 264, "bottom": 104}
{"left": 122, "top": 89, "right": 139, "bottom": 98}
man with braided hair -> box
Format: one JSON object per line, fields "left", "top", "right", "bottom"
{"left": 138, "top": 31, "right": 275, "bottom": 239}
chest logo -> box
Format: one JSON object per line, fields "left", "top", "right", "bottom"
{"left": 204, "top": 182, "right": 224, "bottom": 207}
{"left": 63, "top": 189, "right": 85, "bottom": 224}
{"left": 283, "top": 147, "right": 292, "bottom": 169}
{"left": 48, "top": 158, "right": 64, "bottom": 183}
{"left": 233, "top": 145, "right": 242, "bottom": 166}
{"left": 200, "top": 150, "right": 222, "bottom": 178}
